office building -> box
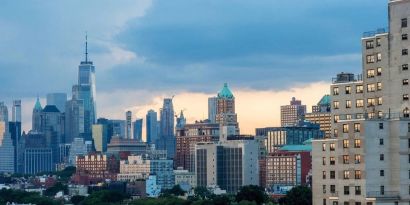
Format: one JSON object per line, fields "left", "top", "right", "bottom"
{"left": 73, "top": 153, "right": 119, "bottom": 185}
{"left": 21, "top": 132, "right": 53, "bottom": 174}
{"left": 174, "top": 167, "right": 196, "bottom": 190}
{"left": 157, "top": 98, "right": 176, "bottom": 158}
{"left": 111, "top": 120, "right": 126, "bottom": 138}
{"left": 215, "top": 83, "right": 239, "bottom": 133}
{"left": 208, "top": 97, "right": 217, "bottom": 123}
{"left": 0, "top": 102, "right": 15, "bottom": 173}
{"left": 146, "top": 110, "right": 158, "bottom": 144}
{"left": 65, "top": 95, "right": 85, "bottom": 143}
{"left": 10, "top": 100, "right": 21, "bottom": 173}
{"left": 280, "top": 97, "right": 306, "bottom": 127}
{"left": 126, "top": 111, "right": 132, "bottom": 139}
{"left": 32, "top": 97, "right": 42, "bottom": 132}
{"left": 107, "top": 136, "right": 150, "bottom": 157}
{"left": 92, "top": 124, "right": 109, "bottom": 152}
{"left": 133, "top": 118, "right": 143, "bottom": 142}
{"left": 313, "top": 1, "right": 410, "bottom": 204}
{"left": 12, "top": 100, "right": 21, "bottom": 123}
{"left": 175, "top": 120, "right": 219, "bottom": 171}
{"left": 69, "top": 138, "right": 88, "bottom": 166}
{"left": 304, "top": 95, "right": 332, "bottom": 138}
{"left": 46, "top": 93, "right": 67, "bottom": 113}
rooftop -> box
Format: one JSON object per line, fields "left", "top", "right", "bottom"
{"left": 362, "top": 27, "right": 388, "bottom": 38}
{"left": 42, "top": 105, "right": 60, "bottom": 113}
{"left": 217, "top": 83, "right": 234, "bottom": 99}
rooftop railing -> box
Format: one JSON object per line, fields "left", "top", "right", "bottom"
{"left": 363, "top": 27, "right": 389, "bottom": 38}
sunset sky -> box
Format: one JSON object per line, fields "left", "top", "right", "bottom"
{"left": 0, "top": 0, "right": 388, "bottom": 139}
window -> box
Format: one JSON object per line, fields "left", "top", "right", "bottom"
{"left": 366, "top": 40, "right": 374, "bottom": 49}
{"left": 356, "top": 85, "right": 363, "bottom": 93}
{"left": 323, "top": 171, "right": 326, "bottom": 179}
{"left": 323, "top": 185, "right": 326, "bottom": 194}
{"left": 354, "top": 123, "right": 361, "bottom": 132}
{"left": 354, "top": 154, "right": 362, "bottom": 164}
{"left": 405, "top": 108, "right": 410, "bottom": 118}
{"left": 357, "top": 113, "right": 364, "bottom": 119}
{"left": 330, "top": 185, "right": 336, "bottom": 193}
{"left": 379, "top": 123, "right": 384, "bottom": 129}
{"left": 377, "top": 82, "right": 382, "bottom": 90}
{"left": 380, "top": 154, "right": 384, "bottom": 161}
{"left": 333, "top": 87, "right": 339, "bottom": 95}
{"left": 343, "top": 124, "right": 349, "bottom": 133}
{"left": 367, "top": 84, "right": 376, "bottom": 92}
{"left": 323, "top": 199, "right": 326, "bottom": 205}
{"left": 368, "top": 112, "right": 375, "bottom": 119}
{"left": 346, "top": 100, "right": 352, "bottom": 108}
{"left": 367, "top": 98, "right": 376, "bottom": 107}
{"left": 403, "top": 34, "right": 408, "bottom": 40}
{"left": 367, "top": 69, "right": 375, "bottom": 78}
{"left": 380, "top": 186, "right": 384, "bottom": 195}
{"left": 322, "top": 143, "right": 326, "bottom": 151}
{"left": 380, "top": 138, "right": 384, "bottom": 145}
{"left": 377, "top": 67, "right": 382, "bottom": 76}
{"left": 330, "top": 143, "right": 335, "bottom": 151}
{"left": 356, "top": 99, "right": 364, "bottom": 107}
{"left": 333, "top": 202, "right": 338, "bottom": 205}
{"left": 354, "top": 139, "right": 361, "bottom": 148}
{"left": 356, "top": 203, "right": 362, "bottom": 205}
{"left": 404, "top": 79, "right": 409, "bottom": 85}
{"left": 343, "top": 170, "right": 350, "bottom": 179}
{"left": 343, "top": 139, "right": 349, "bottom": 148}
{"left": 366, "top": 55, "right": 375, "bottom": 63}
{"left": 377, "top": 53, "right": 382, "bottom": 61}
{"left": 408, "top": 139, "right": 410, "bottom": 148}
{"left": 334, "top": 129, "right": 338, "bottom": 138}
{"left": 404, "top": 64, "right": 409, "bottom": 71}
{"left": 355, "top": 186, "right": 361, "bottom": 195}
{"left": 378, "top": 97, "right": 383, "bottom": 105}
{"left": 323, "top": 157, "right": 326, "bottom": 165}
{"left": 380, "top": 170, "right": 384, "bottom": 176}
{"left": 346, "top": 114, "right": 352, "bottom": 120}
{"left": 345, "top": 86, "right": 351, "bottom": 94}
{"left": 403, "top": 18, "right": 408, "bottom": 28}
{"left": 408, "top": 154, "right": 410, "bottom": 163}
{"left": 330, "top": 157, "right": 335, "bottom": 165}
{"left": 330, "top": 171, "right": 335, "bottom": 179}
{"left": 355, "top": 170, "right": 362, "bottom": 179}
{"left": 343, "top": 155, "right": 349, "bottom": 164}
{"left": 403, "top": 49, "right": 408, "bottom": 56}
{"left": 404, "top": 94, "right": 409, "bottom": 101}
{"left": 333, "top": 101, "right": 339, "bottom": 109}
{"left": 344, "top": 186, "right": 350, "bottom": 195}
{"left": 334, "top": 115, "right": 340, "bottom": 123}
{"left": 376, "top": 38, "right": 381, "bottom": 46}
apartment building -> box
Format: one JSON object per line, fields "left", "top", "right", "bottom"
{"left": 313, "top": 1, "right": 410, "bottom": 204}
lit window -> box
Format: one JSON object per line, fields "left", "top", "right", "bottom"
{"left": 366, "top": 55, "right": 375, "bottom": 63}
{"left": 356, "top": 85, "right": 363, "bottom": 93}
{"left": 343, "top": 170, "right": 350, "bottom": 179}
{"left": 354, "top": 139, "right": 361, "bottom": 148}
{"left": 377, "top": 53, "right": 382, "bottom": 61}
{"left": 366, "top": 40, "right": 374, "bottom": 49}
{"left": 367, "top": 69, "right": 375, "bottom": 78}
{"left": 355, "top": 170, "right": 362, "bottom": 179}
{"left": 345, "top": 86, "right": 351, "bottom": 94}
{"left": 330, "top": 157, "right": 335, "bottom": 165}
{"left": 322, "top": 143, "right": 326, "bottom": 151}
{"left": 354, "top": 123, "right": 361, "bottom": 132}
{"left": 333, "top": 101, "right": 339, "bottom": 109}
{"left": 356, "top": 99, "right": 364, "bottom": 107}
{"left": 367, "top": 84, "right": 376, "bottom": 92}
{"left": 330, "top": 143, "right": 335, "bottom": 151}
{"left": 376, "top": 38, "right": 381, "bottom": 47}
{"left": 355, "top": 155, "right": 361, "bottom": 164}
{"left": 377, "top": 82, "right": 382, "bottom": 90}
{"left": 343, "top": 139, "right": 349, "bottom": 148}
{"left": 343, "top": 124, "right": 349, "bottom": 133}
{"left": 346, "top": 100, "right": 352, "bottom": 108}
{"left": 377, "top": 67, "right": 382, "bottom": 76}
{"left": 404, "top": 79, "right": 409, "bottom": 85}
{"left": 343, "top": 155, "right": 349, "bottom": 164}
{"left": 333, "top": 87, "right": 339, "bottom": 95}
{"left": 334, "top": 115, "right": 340, "bottom": 123}
{"left": 378, "top": 97, "right": 383, "bottom": 105}
{"left": 404, "top": 94, "right": 409, "bottom": 101}
{"left": 367, "top": 98, "right": 376, "bottom": 107}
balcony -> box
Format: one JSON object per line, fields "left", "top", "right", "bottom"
{"left": 367, "top": 191, "right": 400, "bottom": 200}
{"left": 329, "top": 191, "right": 339, "bottom": 200}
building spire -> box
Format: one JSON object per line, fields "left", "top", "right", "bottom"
{"left": 85, "top": 33, "right": 88, "bottom": 63}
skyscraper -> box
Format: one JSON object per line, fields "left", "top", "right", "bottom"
{"left": 126, "top": 111, "right": 132, "bottom": 139}
{"left": 65, "top": 95, "right": 85, "bottom": 143}
{"left": 215, "top": 83, "right": 239, "bottom": 133}
{"left": 208, "top": 97, "right": 217, "bottom": 123}
{"left": 10, "top": 100, "right": 21, "bottom": 173}
{"left": 47, "top": 93, "right": 67, "bottom": 113}
{"left": 280, "top": 97, "right": 306, "bottom": 127}
{"left": 12, "top": 100, "right": 21, "bottom": 123}
{"left": 0, "top": 102, "right": 15, "bottom": 173}
{"left": 133, "top": 118, "right": 143, "bottom": 142}
{"left": 175, "top": 110, "right": 186, "bottom": 130}
{"left": 92, "top": 124, "right": 109, "bottom": 152}
{"left": 32, "top": 97, "right": 42, "bottom": 132}
{"left": 157, "top": 98, "right": 175, "bottom": 158}
{"left": 146, "top": 110, "right": 158, "bottom": 144}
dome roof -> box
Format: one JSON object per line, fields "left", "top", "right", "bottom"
{"left": 34, "top": 97, "right": 42, "bottom": 111}
{"left": 217, "top": 83, "right": 234, "bottom": 99}
{"left": 318, "top": 94, "right": 331, "bottom": 106}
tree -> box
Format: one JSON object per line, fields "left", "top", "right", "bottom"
{"left": 194, "top": 186, "right": 214, "bottom": 200}
{"left": 162, "top": 185, "right": 186, "bottom": 196}
{"left": 71, "top": 195, "right": 86, "bottom": 205}
{"left": 212, "top": 195, "right": 231, "bottom": 205}
{"left": 82, "top": 190, "right": 128, "bottom": 205}
{"left": 43, "top": 182, "right": 68, "bottom": 197}
{"left": 281, "top": 186, "right": 312, "bottom": 205}
{"left": 235, "top": 185, "right": 267, "bottom": 205}
{"left": 238, "top": 200, "right": 257, "bottom": 205}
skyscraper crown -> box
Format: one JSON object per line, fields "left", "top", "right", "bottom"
{"left": 217, "top": 83, "right": 234, "bottom": 99}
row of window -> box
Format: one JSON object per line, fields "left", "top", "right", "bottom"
{"left": 333, "top": 83, "right": 381, "bottom": 95}
{"left": 323, "top": 200, "right": 371, "bottom": 205}
{"left": 322, "top": 185, "right": 361, "bottom": 195}
{"left": 342, "top": 124, "right": 362, "bottom": 133}
{"left": 366, "top": 67, "right": 382, "bottom": 78}
{"left": 322, "top": 153, "right": 361, "bottom": 165}
{"left": 333, "top": 98, "right": 382, "bottom": 109}
{"left": 366, "top": 53, "right": 382, "bottom": 64}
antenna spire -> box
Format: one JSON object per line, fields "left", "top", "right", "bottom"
{"left": 85, "top": 33, "right": 88, "bottom": 63}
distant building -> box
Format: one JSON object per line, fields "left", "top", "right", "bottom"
{"left": 46, "top": 93, "right": 67, "bottom": 113}
{"left": 0, "top": 102, "right": 15, "bottom": 173}
{"left": 215, "top": 83, "right": 239, "bottom": 133}
{"left": 73, "top": 153, "right": 119, "bottom": 185}
{"left": 304, "top": 95, "right": 332, "bottom": 138}
{"left": 208, "top": 97, "right": 217, "bottom": 123}
{"left": 92, "top": 124, "right": 109, "bottom": 152}
{"left": 32, "top": 97, "right": 42, "bottom": 132}
{"left": 174, "top": 167, "right": 196, "bottom": 191}
{"left": 280, "top": 97, "right": 306, "bottom": 127}
{"left": 110, "top": 120, "right": 126, "bottom": 138}
{"left": 21, "top": 132, "right": 53, "bottom": 174}
{"left": 107, "top": 136, "right": 150, "bottom": 157}
{"left": 69, "top": 138, "right": 88, "bottom": 166}
{"left": 133, "top": 118, "right": 143, "bottom": 142}
{"left": 146, "top": 110, "right": 158, "bottom": 144}
{"left": 146, "top": 175, "right": 161, "bottom": 197}
{"left": 12, "top": 100, "right": 21, "bottom": 123}
{"left": 126, "top": 111, "right": 132, "bottom": 139}
{"left": 65, "top": 95, "right": 85, "bottom": 143}
{"left": 157, "top": 98, "right": 176, "bottom": 158}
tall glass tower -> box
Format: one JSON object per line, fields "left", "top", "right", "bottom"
{"left": 158, "top": 98, "right": 176, "bottom": 158}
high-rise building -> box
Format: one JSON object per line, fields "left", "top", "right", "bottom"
{"left": 12, "top": 100, "right": 21, "bottom": 123}
{"left": 215, "top": 83, "right": 239, "bottom": 133}
{"left": 0, "top": 102, "right": 15, "bottom": 173}
{"left": 32, "top": 97, "right": 42, "bottom": 132}
{"left": 21, "top": 132, "right": 53, "bottom": 174}
{"left": 146, "top": 110, "right": 158, "bottom": 144}
{"left": 133, "top": 118, "right": 143, "bottom": 142}
{"left": 313, "top": 1, "right": 410, "bottom": 204}
{"left": 280, "top": 97, "right": 306, "bottom": 127}
{"left": 65, "top": 95, "right": 85, "bottom": 143}
{"left": 304, "top": 95, "right": 332, "bottom": 138}
{"left": 208, "top": 97, "right": 217, "bottom": 123}
{"left": 68, "top": 138, "right": 88, "bottom": 166}
{"left": 157, "top": 98, "right": 176, "bottom": 158}
{"left": 10, "top": 100, "right": 22, "bottom": 173}
{"left": 92, "top": 124, "right": 109, "bottom": 152}
{"left": 194, "top": 127, "right": 259, "bottom": 193}
{"left": 73, "top": 153, "right": 119, "bottom": 185}
{"left": 111, "top": 120, "right": 126, "bottom": 138}
{"left": 40, "top": 105, "right": 65, "bottom": 165}
{"left": 126, "top": 111, "right": 132, "bottom": 139}
{"left": 46, "top": 93, "right": 67, "bottom": 113}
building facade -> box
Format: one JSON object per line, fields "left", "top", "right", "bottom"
{"left": 280, "top": 97, "right": 306, "bottom": 127}
{"left": 146, "top": 110, "right": 158, "bottom": 145}
{"left": 305, "top": 95, "right": 332, "bottom": 138}
{"left": 46, "top": 93, "right": 67, "bottom": 113}
{"left": 73, "top": 153, "right": 119, "bottom": 185}
{"left": 133, "top": 118, "right": 143, "bottom": 142}
{"left": 0, "top": 102, "right": 15, "bottom": 173}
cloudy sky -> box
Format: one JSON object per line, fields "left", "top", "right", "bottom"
{"left": 0, "top": 0, "right": 388, "bottom": 137}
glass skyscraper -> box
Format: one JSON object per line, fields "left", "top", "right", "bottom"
{"left": 146, "top": 110, "right": 158, "bottom": 144}
{"left": 157, "top": 98, "right": 176, "bottom": 158}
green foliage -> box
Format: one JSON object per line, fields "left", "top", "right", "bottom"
{"left": 193, "top": 186, "right": 214, "bottom": 200}
{"left": 0, "top": 188, "right": 58, "bottom": 205}
{"left": 280, "top": 186, "right": 312, "bottom": 205}
{"left": 43, "top": 182, "right": 68, "bottom": 197}
{"left": 238, "top": 200, "right": 257, "bottom": 205}
{"left": 81, "top": 190, "right": 128, "bottom": 205}
{"left": 71, "top": 195, "right": 86, "bottom": 205}
{"left": 235, "top": 185, "right": 267, "bottom": 205}
{"left": 162, "top": 185, "right": 186, "bottom": 196}
{"left": 212, "top": 195, "right": 231, "bottom": 205}
{"left": 130, "top": 196, "right": 190, "bottom": 205}
{"left": 56, "top": 166, "right": 76, "bottom": 182}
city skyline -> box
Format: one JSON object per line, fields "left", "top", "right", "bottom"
{"left": 0, "top": 1, "right": 388, "bottom": 138}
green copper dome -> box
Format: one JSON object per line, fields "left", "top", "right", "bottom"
{"left": 34, "top": 96, "right": 42, "bottom": 111}
{"left": 318, "top": 94, "right": 331, "bottom": 106}
{"left": 218, "top": 83, "right": 234, "bottom": 99}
